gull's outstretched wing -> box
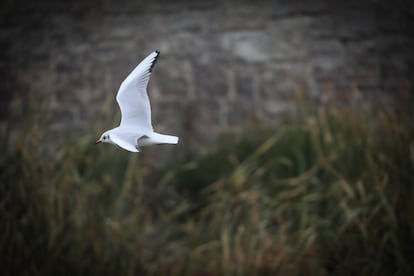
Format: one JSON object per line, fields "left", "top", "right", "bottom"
{"left": 116, "top": 51, "right": 160, "bottom": 131}
{"left": 110, "top": 133, "right": 139, "bottom": 153}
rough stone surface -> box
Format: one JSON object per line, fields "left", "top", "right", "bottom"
{"left": 1, "top": 0, "right": 413, "bottom": 147}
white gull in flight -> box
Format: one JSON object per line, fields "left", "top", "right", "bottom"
{"left": 96, "top": 51, "right": 179, "bottom": 152}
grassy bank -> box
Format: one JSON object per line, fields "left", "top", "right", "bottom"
{"left": 1, "top": 97, "right": 413, "bottom": 275}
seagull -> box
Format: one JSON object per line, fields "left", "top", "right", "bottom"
{"left": 96, "top": 50, "right": 179, "bottom": 152}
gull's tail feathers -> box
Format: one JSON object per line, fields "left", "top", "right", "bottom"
{"left": 152, "top": 133, "right": 179, "bottom": 145}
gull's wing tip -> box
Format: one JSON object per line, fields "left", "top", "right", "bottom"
{"left": 149, "top": 50, "right": 161, "bottom": 72}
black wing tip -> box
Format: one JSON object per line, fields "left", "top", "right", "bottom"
{"left": 149, "top": 50, "right": 160, "bottom": 73}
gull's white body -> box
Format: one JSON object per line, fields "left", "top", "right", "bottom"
{"left": 97, "top": 51, "right": 178, "bottom": 152}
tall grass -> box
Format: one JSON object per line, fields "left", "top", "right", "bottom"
{"left": 1, "top": 94, "right": 413, "bottom": 275}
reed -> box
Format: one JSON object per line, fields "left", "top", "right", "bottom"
{"left": 1, "top": 93, "right": 413, "bottom": 275}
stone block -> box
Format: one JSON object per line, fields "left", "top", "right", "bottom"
{"left": 270, "top": 0, "right": 329, "bottom": 18}
{"left": 193, "top": 61, "right": 228, "bottom": 100}
{"left": 268, "top": 17, "right": 312, "bottom": 60}
{"left": 220, "top": 31, "right": 271, "bottom": 62}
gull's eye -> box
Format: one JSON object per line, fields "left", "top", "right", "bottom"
{"left": 103, "top": 136, "right": 106, "bottom": 140}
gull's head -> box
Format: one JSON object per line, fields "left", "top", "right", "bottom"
{"left": 96, "top": 131, "right": 112, "bottom": 144}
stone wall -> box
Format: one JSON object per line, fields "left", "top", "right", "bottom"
{"left": 2, "top": 0, "right": 413, "bottom": 146}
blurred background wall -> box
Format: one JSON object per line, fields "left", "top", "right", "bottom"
{"left": 1, "top": 0, "right": 413, "bottom": 147}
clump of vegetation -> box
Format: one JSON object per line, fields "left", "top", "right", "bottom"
{"left": 1, "top": 94, "right": 413, "bottom": 275}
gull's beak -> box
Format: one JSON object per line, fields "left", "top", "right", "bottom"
{"left": 95, "top": 140, "right": 101, "bottom": 144}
